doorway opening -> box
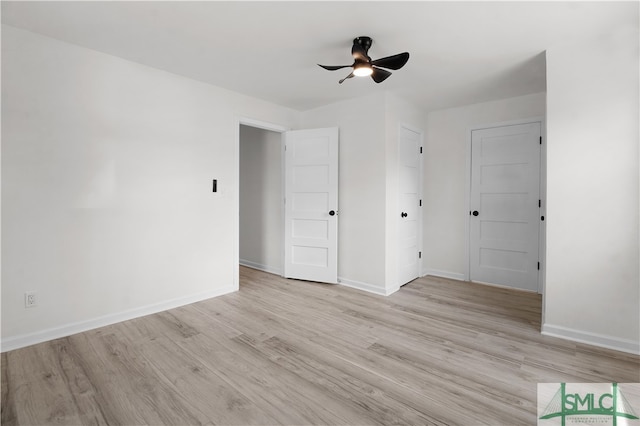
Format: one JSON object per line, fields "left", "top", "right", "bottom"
{"left": 239, "top": 124, "right": 284, "bottom": 275}
{"left": 236, "top": 120, "right": 340, "bottom": 289}
{"left": 237, "top": 119, "right": 288, "bottom": 289}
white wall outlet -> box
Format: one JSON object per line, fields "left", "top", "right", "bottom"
{"left": 25, "top": 291, "right": 37, "bottom": 308}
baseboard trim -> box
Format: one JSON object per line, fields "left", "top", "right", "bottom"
{"left": 338, "top": 277, "right": 393, "bottom": 296}
{"left": 238, "top": 263, "right": 392, "bottom": 297}
{"left": 423, "top": 268, "right": 466, "bottom": 281}
{"left": 239, "top": 259, "right": 282, "bottom": 276}
{"left": 542, "top": 323, "right": 640, "bottom": 355}
{"left": 1, "top": 285, "right": 237, "bottom": 353}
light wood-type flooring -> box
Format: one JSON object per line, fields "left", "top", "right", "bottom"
{"left": 2, "top": 267, "right": 639, "bottom": 425}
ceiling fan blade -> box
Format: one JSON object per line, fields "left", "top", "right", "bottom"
{"left": 371, "top": 67, "right": 392, "bottom": 83}
{"left": 318, "top": 64, "right": 352, "bottom": 71}
{"left": 351, "top": 42, "right": 369, "bottom": 61}
{"left": 339, "top": 71, "right": 355, "bottom": 84}
{"left": 370, "top": 52, "right": 410, "bottom": 70}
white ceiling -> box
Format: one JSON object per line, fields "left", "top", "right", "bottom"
{"left": 2, "top": 1, "right": 636, "bottom": 112}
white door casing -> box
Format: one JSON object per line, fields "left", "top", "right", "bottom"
{"left": 469, "top": 122, "right": 541, "bottom": 291}
{"left": 398, "top": 125, "right": 423, "bottom": 286}
{"left": 283, "top": 128, "right": 339, "bottom": 284}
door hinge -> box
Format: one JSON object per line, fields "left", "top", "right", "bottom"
{"left": 537, "top": 262, "right": 540, "bottom": 270}
{"left": 419, "top": 251, "right": 422, "bottom": 259}
{"left": 539, "top": 199, "right": 541, "bottom": 208}
{"left": 419, "top": 199, "right": 422, "bottom": 206}
{"left": 420, "top": 147, "right": 423, "bottom": 154}
{"left": 539, "top": 136, "right": 542, "bottom": 145}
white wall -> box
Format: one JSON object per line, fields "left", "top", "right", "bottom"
{"left": 300, "top": 92, "right": 425, "bottom": 295}
{"left": 423, "top": 93, "right": 546, "bottom": 279}
{"left": 544, "top": 25, "right": 639, "bottom": 353}
{"left": 6, "top": 21, "right": 636, "bottom": 357}
{"left": 239, "top": 125, "right": 282, "bottom": 275}
{"left": 300, "top": 93, "right": 388, "bottom": 294}
{"left": 1, "top": 26, "right": 299, "bottom": 350}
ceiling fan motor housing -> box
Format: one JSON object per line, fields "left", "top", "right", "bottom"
{"left": 354, "top": 36, "right": 373, "bottom": 57}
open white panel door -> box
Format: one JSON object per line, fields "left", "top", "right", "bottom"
{"left": 398, "top": 125, "right": 422, "bottom": 286}
{"left": 284, "top": 128, "right": 339, "bottom": 284}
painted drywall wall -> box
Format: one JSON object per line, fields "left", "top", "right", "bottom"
{"left": 384, "top": 93, "right": 426, "bottom": 292}
{"left": 239, "top": 125, "right": 282, "bottom": 275}
{"left": 423, "top": 92, "right": 546, "bottom": 279}
{"left": 299, "top": 92, "right": 425, "bottom": 294}
{"left": 300, "top": 93, "right": 388, "bottom": 294}
{"left": 1, "top": 26, "right": 299, "bottom": 350}
{"left": 544, "top": 25, "right": 639, "bottom": 353}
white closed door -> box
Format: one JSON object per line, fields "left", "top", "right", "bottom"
{"left": 470, "top": 122, "right": 541, "bottom": 291}
{"left": 398, "top": 125, "right": 422, "bottom": 286}
{"left": 283, "top": 128, "right": 339, "bottom": 284}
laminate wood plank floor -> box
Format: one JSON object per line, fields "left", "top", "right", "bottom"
{"left": 2, "top": 267, "right": 639, "bottom": 425}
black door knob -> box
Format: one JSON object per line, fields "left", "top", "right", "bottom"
{"left": 329, "top": 210, "right": 336, "bottom": 216}
{"left": 401, "top": 212, "right": 408, "bottom": 218}
{"left": 472, "top": 211, "right": 479, "bottom": 216}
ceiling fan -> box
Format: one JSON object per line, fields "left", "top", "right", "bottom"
{"left": 318, "top": 36, "right": 410, "bottom": 84}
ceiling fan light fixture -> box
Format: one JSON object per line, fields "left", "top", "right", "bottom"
{"left": 353, "top": 64, "right": 373, "bottom": 77}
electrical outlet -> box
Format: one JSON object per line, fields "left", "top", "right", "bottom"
{"left": 25, "top": 291, "right": 37, "bottom": 308}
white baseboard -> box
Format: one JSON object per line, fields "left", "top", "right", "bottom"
{"left": 239, "top": 259, "right": 282, "bottom": 276}
{"left": 238, "top": 262, "right": 394, "bottom": 297}
{"left": 542, "top": 323, "right": 640, "bottom": 355}
{"left": 338, "top": 277, "right": 394, "bottom": 296}
{"left": 1, "top": 285, "right": 237, "bottom": 353}
{"left": 422, "top": 268, "right": 466, "bottom": 281}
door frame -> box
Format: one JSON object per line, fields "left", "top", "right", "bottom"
{"left": 397, "top": 123, "right": 424, "bottom": 287}
{"left": 463, "top": 117, "right": 546, "bottom": 294}
{"left": 235, "top": 117, "right": 289, "bottom": 290}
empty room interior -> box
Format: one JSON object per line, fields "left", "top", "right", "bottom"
{"left": 2, "top": 1, "right": 639, "bottom": 425}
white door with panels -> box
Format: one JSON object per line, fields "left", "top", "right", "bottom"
{"left": 283, "top": 128, "right": 339, "bottom": 284}
{"left": 398, "top": 125, "right": 423, "bottom": 286}
{"left": 469, "top": 122, "right": 541, "bottom": 291}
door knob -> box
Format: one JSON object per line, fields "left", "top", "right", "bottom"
{"left": 329, "top": 210, "right": 336, "bottom": 216}
{"left": 472, "top": 211, "right": 479, "bottom": 216}
{"left": 401, "top": 212, "right": 408, "bottom": 218}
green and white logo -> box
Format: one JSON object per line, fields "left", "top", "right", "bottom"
{"left": 538, "top": 383, "right": 640, "bottom": 426}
